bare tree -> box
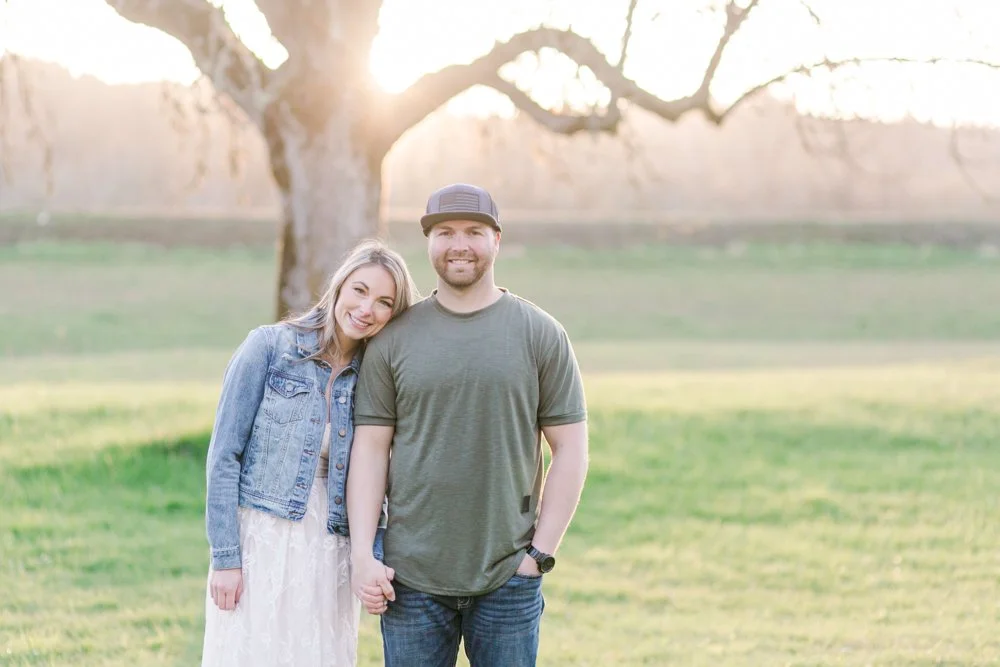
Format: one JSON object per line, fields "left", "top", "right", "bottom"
{"left": 84, "top": 1, "right": 999, "bottom": 316}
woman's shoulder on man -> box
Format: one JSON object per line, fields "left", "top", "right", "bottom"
{"left": 367, "top": 296, "right": 434, "bottom": 347}
{"left": 392, "top": 296, "right": 437, "bottom": 324}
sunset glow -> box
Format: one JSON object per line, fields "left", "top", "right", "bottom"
{"left": 1, "top": 0, "right": 998, "bottom": 126}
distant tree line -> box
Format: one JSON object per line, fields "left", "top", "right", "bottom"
{"left": 2, "top": 59, "right": 998, "bottom": 223}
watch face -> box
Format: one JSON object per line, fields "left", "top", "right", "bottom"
{"left": 539, "top": 556, "right": 555, "bottom": 573}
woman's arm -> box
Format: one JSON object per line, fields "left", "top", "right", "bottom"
{"left": 205, "top": 326, "right": 272, "bottom": 571}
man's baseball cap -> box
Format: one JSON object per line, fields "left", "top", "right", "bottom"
{"left": 420, "top": 183, "right": 501, "bottom": 236}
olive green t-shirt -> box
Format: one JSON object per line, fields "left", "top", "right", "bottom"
{"left": 354, "top": 290, "right": 587, "bottom": 596}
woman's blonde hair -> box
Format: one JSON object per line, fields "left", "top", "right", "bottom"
{"left": 283, "top": 239, "right": 419, "bottom": 362}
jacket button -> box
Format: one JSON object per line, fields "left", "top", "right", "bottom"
{"left": 338, "top": 396, "right": 347, "bottom": 404}
{"left": 333, "top": 496, "right": 343, "bottom": 505}
{"left": 285, "top": 382, "right": 294, "bottom": 393}
{"left": 338, "top": 428, "right": 346, "bottom": 437}
{"left": 335, "top": 463, "right": 344, "bottom": 471}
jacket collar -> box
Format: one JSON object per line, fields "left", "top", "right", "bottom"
{"left": 295, "top": 327, "right": 321, "bottom": 358}
{"left": 294, "top": 327, "right": 363, "bottom": 371}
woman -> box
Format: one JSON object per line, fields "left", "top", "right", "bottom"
{"left": 200, "top": 239, "right": 418, "bottom": 666}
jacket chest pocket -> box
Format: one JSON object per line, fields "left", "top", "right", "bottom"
{"left": 266, "top": 370, "right": 314, "bottom": 424}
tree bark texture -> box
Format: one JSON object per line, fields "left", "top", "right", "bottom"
{"left": 265, "top": 108, "right": 384, "bottom": 318}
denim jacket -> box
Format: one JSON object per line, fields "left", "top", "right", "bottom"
{"left": 205, "top": 323, "right": 381, "bottom": 570}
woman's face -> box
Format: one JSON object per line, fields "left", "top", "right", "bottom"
{"left": 334, "top": 264, "right": 397, "bottom": 341}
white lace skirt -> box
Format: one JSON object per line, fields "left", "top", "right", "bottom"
{"left": 201, "top": 478, "right": 360, "bottom": 666}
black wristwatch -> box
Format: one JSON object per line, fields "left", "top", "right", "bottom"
{"left": 526, "top": 545, "right": 556, "bottom": 573}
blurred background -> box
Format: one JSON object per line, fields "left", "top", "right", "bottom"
{"left": 2, "top": 1, "right": 999, "bottom": 665}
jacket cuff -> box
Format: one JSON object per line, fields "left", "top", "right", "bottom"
{"left": 211, "top": 547, "right": 242, "bottom": 571}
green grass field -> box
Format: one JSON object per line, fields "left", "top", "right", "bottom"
{"left": 3, "top": 237, "right": 1000, "bottom": 665}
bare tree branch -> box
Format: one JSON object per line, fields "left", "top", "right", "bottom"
{"left": 253, "top": 0, "right": 385, "bottom": 137}
{"left": 600, "top": 0, "right": 640, "bottom": 141}
{"left": 716, "top": 55, "right": 1000, "bottom": 124}
{"left": 693, "top": 0, "right": 760, "bottom": 105}
{"left": 253, "top": 0, "right": 301, "bottom": 56}
{"left": 382, "top": 0, "right": 1000, "bottom": 146}
{"left": 0, "top": 56, "right": 17, "bottom": 187}
{"left": 383, "top": 1, "right": 762, "bottom": 143}
{"left": 104, "top": 0, "right": 269, "bottom": 122}
{"left": 255, "top": 1, "right": 383, "bottom": 78}
{"left": 949, "top": 124, "right": 1000, "bottom": 202}
{"left": 0, "top": 53, "right": 53, "bottom": 195}
{"left": 799, "top": 0, "right": 822, "bottom": 25}
{"left": 486, "top": 73, "right": 622, "bottom": 134}
{"left": 383, "top": 27, "right": 691, "bottom": 142}
{"left": 619, "top": 0, "right": 640, "bottom": 71}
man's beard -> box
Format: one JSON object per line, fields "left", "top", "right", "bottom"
{"left": 434, "top": 254, "right": 489, "bottom": 289}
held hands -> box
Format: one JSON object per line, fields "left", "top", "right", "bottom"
{"left": 210, "top": 567, "right": 244, "bottom": 611}
{"left": 352, "top": 555, "right": 396, "bottom": 615}
{"left": 349, "top": 554, "right": 536, "bottom": 616}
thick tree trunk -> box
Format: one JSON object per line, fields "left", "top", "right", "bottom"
{"left": 266, "top": 111, "right": 385, "bottom": 319}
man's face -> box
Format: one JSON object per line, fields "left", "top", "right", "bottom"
{"left": 427, "top": 219, "right": 500, "bottom": 290}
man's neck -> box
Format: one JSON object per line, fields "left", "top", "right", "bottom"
{"left": 435, "top": 277, "right": 504, "bottom": 314}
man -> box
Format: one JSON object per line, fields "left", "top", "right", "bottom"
{"left": 347, "top": 183, "right": 589, "bottom": 667}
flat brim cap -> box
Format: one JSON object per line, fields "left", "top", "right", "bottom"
{"left": 420, "top": 183, "right": 501, "bottom": 236}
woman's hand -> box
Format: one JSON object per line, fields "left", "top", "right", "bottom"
{"left": 210, "top": 567, "right": 244, "bottom": 611}
{"left": 351, "top": 556, "right": 395, "bottom": 615}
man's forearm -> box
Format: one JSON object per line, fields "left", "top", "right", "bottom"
{"left": 346, "top": 426, "right": 392, "bottom": 559}
{"left": 531, "top": 424, "right": 589, "bottom": 555}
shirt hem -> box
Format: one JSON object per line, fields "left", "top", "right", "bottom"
{"left": 392, "top": 557, "right": 524, "bottom": 598}
{"left": 539, "top": 412, "right": 588, "bottom": 427}
{"left": 354, "top": 416, "right": 397, "bottom": 426}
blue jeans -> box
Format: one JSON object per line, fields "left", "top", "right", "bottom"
{"left": 381, "top": 573, "right": 545, "bottom": 667}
